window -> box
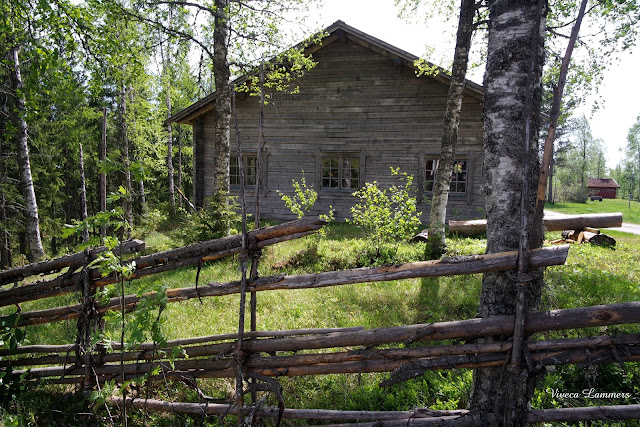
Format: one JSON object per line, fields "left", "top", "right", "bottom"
{"left": 425, "top": 159, "right": 467, "bottom": 193}
{"left": 322, "top": 156, "right": 360, "bottom": 190}
{"left": 230, "top": 155, "right": 257, "bottom": 186}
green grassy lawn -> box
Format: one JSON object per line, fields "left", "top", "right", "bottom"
{"left": 2, "top": 222, "right": 640, "bottom": 426}
{"left": 547, "top": 198, "right": 640, "bottom": 224}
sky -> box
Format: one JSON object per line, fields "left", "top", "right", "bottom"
{"left": 303, "top": 0, "right": 640, "bottom": 170}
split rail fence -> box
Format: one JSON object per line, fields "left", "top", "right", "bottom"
{"left": 1, "top": 218, "right": 639, "bottom": 425}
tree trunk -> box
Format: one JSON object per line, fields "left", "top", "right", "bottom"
{"left": 533, "top": 0, "right": 587, "bottom": 242}
{"left": 547, "top": 156, "right": 554, "bottom": 203}
{"left": 426, "top": 0, "right": 476, "bottom": 259}
{"left": 0, "top": 94, "right": 11, "bottom": 268}
{"left": 164, "top": 36, "right": 176, "bottom": 216}
{"left": 139, "top": 178, "right": 146, "bottom": 212}
{"left": 167, "top": 120, "right": 175, "bottom": 215}
{"left": 0, "top": 177, "right": 10, "bottom": 269}
{"left": 118, "top": 86, "right": 133, "bottom": 234}
{"left": 213, "top": 0, "right": 231, "bottom": 196}
{"left": 177, "top": 127, "right": 183, "bottom": 208}
{"left": 79, "top": 142, "right": 89, "bottom": 243}
{"left": 637, "top": 145, "right": 640, "bottom": 201}
{"left": 8, "top": 45, "right": 45, "bottom": 261}
{"left": 100, "top": 107, "right": 107, "bottom": 237}
{"left": 470, "top": 1, "right": 547, "bottom": 425}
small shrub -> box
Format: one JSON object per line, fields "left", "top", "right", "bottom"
{"left": 278, "top": 173, "right": 334, "bottom": 245}
{"left": 349, "top": 168, "right": 422, "bottom": 265}
{"left": 179, "top": 190, "right": 240, "bottom": 244}
{"left": 557, "top": 184, "right": 590, "bottom": 203}
{"left": 278, "top": 174, "right": 317, "bottom": 219}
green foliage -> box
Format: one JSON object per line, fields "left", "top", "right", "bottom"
{"left": 0, "top": 313, "right": 29, "bottom": 405}
{"left": 625, "top": 113, "right": 640, "bottom": 200}
{"left": 278, "top": 173, "right": 334, "bottom": 243}
{"left": 179, "top": 191, "right": 240, "bottom": 244}
{"left": 556, "top": 183, "right": 590, "bottom": 203}
{"left": 554, "top": 115, "right": 607, "bottom": 202}
{"left": 278, "top": 174, "right": 317, "bottom": 219}
{"left": 349, "top": 168, "right": 422, "bottom": 265}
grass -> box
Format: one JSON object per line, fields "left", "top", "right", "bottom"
{"left": 2, "top": 220, "right": 640, "bottom": 426}
{"left": 547, "top": 198, "right": 640, "bottom": 224}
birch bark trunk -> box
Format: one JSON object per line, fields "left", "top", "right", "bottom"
{"left": 426, "top": 0, "right": 476, "bottom": 258}
{"left": 213, "top": 0, "right": 231, "bottom": 196}
{"left": 8, "top": 45, "right": 45, "bottom": 261}
{"left": 100, "top": 107, "right": 107, "bottom": 237}
{"left": 177, "top": 127, "right": 182, "bottom": 208}
{"left": 0, "top": 92, "right": 10, "bottom": 268}
{"left": 79, "top": 142, "right": 89, "bottom": 243}
{"left": 470, "top": 1, "right": 547, "bottom": 425}
{"left": 118, "top": 86, "right": 133, "bottom": 235}
{"left": 163, "top": 32, "right": 176, "bottom": 215}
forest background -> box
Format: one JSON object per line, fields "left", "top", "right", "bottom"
{"left": 1, "top": 0, "right": 639, "bottom": 262}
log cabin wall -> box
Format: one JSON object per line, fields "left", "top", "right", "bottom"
{"left": 186, "top": 25, "right": 485, "bottom": 222}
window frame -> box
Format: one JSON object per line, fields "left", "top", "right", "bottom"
{"left": 319, "top": 152, "right": 363, "bottom": 191}
{"left": 230, "top": 153, "right": 259, "bottom": 188}
{"left": 423, "top": 158, "right": 469, "bottom": 195}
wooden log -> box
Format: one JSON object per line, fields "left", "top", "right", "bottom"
{"left": 311, "top": 405, "right": 640, "bottom": 426}
{"left": 0, "top": 239, "right": 145, "bottom": 286}
{"left": 26, "top": 343, "right": 640, "bottom": 383}
{"left": 8, "top": 331, "right": 637, "bottom": 369}
{"left": 6, "top": 245, "right": 569, "bottom": 327}
{"left": 109, "top": 397, "right": 469, "bottom": 421}
{"left": 0, "top": 327, "right": 364, "bottom": 357}
{"left": 10, "top": 301, "right": 640, "bottom": 375}
{"left": 449, "top": 213, "right": 623, "bottom": 236}
{"left": 0, "top": 218, "right": 326, "bottom": 307}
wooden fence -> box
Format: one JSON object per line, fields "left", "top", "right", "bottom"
{"left": 1, "top": 219, "right": 639, "bottom": 425}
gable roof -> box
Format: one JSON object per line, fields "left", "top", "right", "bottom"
{"left": 165, "top": 20, "right": 484, "bottom": 126}
{"left": 587, "top": 178, "right": 620, "bottom": 189}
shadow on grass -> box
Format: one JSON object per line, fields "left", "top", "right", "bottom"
{"left": 416, "top": 277, "right": 441, "bottom": 324}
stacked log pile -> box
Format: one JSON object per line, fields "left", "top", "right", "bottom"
{"left": 556, "top": 227, "right": 617, "bottom": 247}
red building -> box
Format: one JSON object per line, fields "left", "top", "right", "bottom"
{"left": 587, "top": 178, "right": 620, "bottom": 199}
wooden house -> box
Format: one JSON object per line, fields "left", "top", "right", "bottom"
{"left": 166, "top": 21, "right": 485, "bottom": 221}
{"left": 587, "top": 178, "right": 620, "bottom": 199}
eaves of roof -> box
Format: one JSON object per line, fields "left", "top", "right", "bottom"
{"left": 164, "top": 20, "right": 484, "bottom": 127}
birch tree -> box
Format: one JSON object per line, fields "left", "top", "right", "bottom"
{"left": 470, "top": 1, "right": 546, "bottom": 425}
{"left": 425, "top": 0, "right": 480, "bottom": 258}
{"left": 627, "top": 114, "right": 640, "bottom": 201}
{"left": 1, "top": 1, "right": 46, "bottom": 261}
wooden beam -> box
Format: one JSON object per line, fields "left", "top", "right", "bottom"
{"left": 0, "top": 218, "right": 326, "bottom": 308}
{"left": 449, "top": 213, "right": 623, "bottom": 236}
{"left": 0, "top": 239, "right": 145, "bottom": 286}
{"left": 6, "top": 245, "right": 569, "bottom": 326}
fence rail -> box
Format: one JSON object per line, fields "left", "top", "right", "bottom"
{"left": 1, "top": 218, "right": 639, "bottom": 425}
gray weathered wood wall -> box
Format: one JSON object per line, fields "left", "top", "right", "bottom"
{"left": 196, "top": 33, "right": 484, "bottom": 222}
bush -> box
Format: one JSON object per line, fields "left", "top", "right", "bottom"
{"left": 278, "top": 174, "right": 317, "bottom": 219}
{"left": 557, "top": 184, "right": 590, "bottom": 203}
{"left": 178, "top": 190, "right": 240, "bottom": 244}
{"left": 349, "top": 168, "right": 422, "bottom": 265}
{"left": 278, "top": 174, "right": 334, "bottom": 237}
